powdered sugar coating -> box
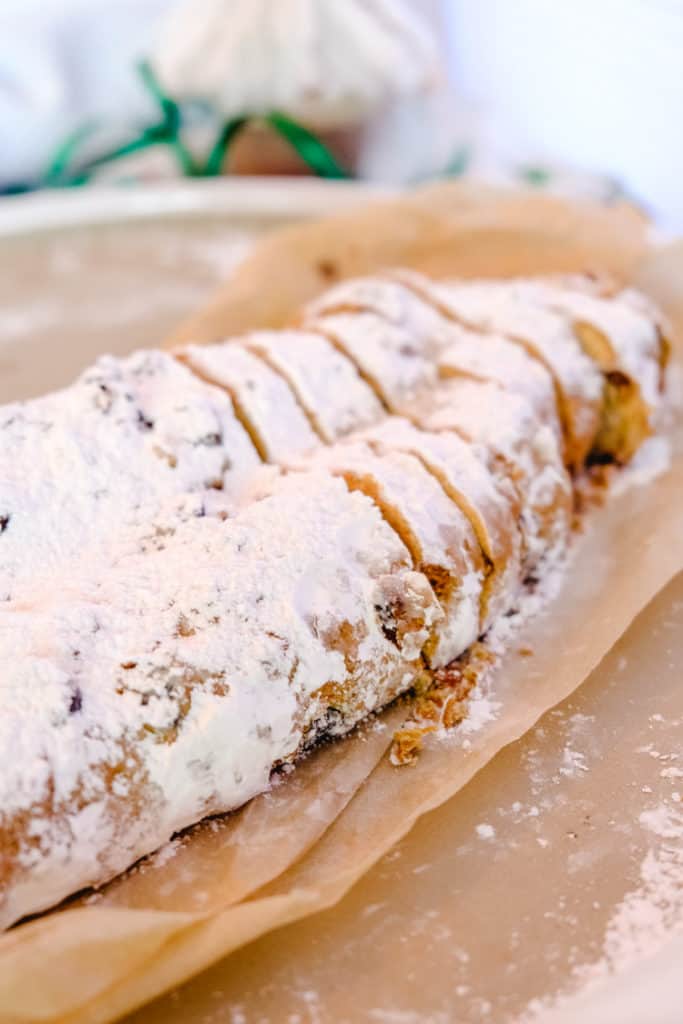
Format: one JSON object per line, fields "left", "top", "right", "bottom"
{"left": 421, "top": 379, "right": 572, "bottom": 568}
{"left": 179, "top": 343, "right": 319, "bottom": 461}
{"left": 0, "top": 350, "right": 260, "bottom": 602}
{"left": 0, "top": 472, "right": 440, "bottom": 928}
{"left": 389, "top": 268, "right": 562, "bottom": 434}
{"left": 307, "top": 310, "right": 438, "bottom": 409}
{"left": 433, "top": 280, "right": 605, "bottom": 406}
{"left": 509, "top": 281, "right": 663, "bottom": 408}
{"left": 432, "top": 282, "right": 604, "bottom": 455}
{"left": 242, "top": 329, "right": 383, "bottom": 442}
{"left": 359, "top": 417, "right": 522, "bottom": 626}
{"left": 307, "top": 275, "right": 453, "bottom": 359}
{"left": 438, "top": 330, "right": 562, "bottom": 439}
{"left": 296, "top": 442, "right": 484, "bottom": 667}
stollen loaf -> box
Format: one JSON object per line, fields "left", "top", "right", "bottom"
{"left": 0, "top": 270, "right": 669, "bottom": 930}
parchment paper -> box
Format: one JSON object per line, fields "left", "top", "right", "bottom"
{"left": 131, "top": 569, "right": 683, "bottom": 1024}
{"left": 0, "top": 183, "right": 681, "bottom": 1024}
{"left": 168, "top": 182, "right": 651, "bottom": 345}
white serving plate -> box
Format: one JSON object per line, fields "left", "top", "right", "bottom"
{"left": 0, "top": 178, "right": 391, "bottom": 403}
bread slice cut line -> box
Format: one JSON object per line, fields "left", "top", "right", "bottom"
{"left": 305, "top": 310, "right": 437, "bottom": 414}
{"left": 417, "top": 276, "right": 659, "bottom": 469}
{"left": 288, "top": 443, "right": 484, "bottom": 667}
{"left": 176, "top": 345, "right": 319, "bottom": 464}
{"left": 360, "top": 424, "right": 499, "bottom": 569}
{"left": 436, "top": 332, "right": 561, "bottom": 442}
{"left": 357, "top": 418, "right": 522, "bottom": 629}
{"left": 235, "top": 339, "right": 327, "bottom": 444}
{"left": 416, "top": 378, "right": 573, "bottom": 572}
{"left": 505, "top": 282, "right": 661, "bottom": 462}
{"left": 305, "top": 275, "right": 452, "bottom": 361}
{"left": 388, "top": 269, "right": 600, "bottom": 470}
{"left": 174, "top": 350, "right": 269, "bottom": 463}
{"left": 304, "top": 322, "right": 392, "bottom": 414}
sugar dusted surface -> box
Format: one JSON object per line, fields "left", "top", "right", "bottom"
{"left": 361, "top": 416, "right": 522, "bottom": 624}
{"left": 436, "top": 281, "right": 604, "bottom": 401}
{"left": 0, "top": 349, "right": 260, "bottom": 602}
{"left": 438, "top": 330, "right": 561, "bottom": 435}
{"left": 243, "top": 328, "right": 383, "bottom": 442}
{"left": 0, "top": 472, "right": 440, "bottom": 928}
{"left": 300, "top": 441, "right": 483, "bottom": 668}
{"left": 421, "top": 378, "right": 572, "bottom": 567}
{"left": 308, "top": 310, "right": 438, "bottom": 409}
{"left": 179, "top": 342, "right": 318, "bottom": 461}
{"left": 307, "top": 274, "right": 453, "bottom": 360}
{"left": 510, "top": 279, "right": 663, "bottom": 407}
{"left": 435, "top": 280, "right": 605, "bottom": 448}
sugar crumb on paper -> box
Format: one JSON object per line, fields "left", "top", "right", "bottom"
{"left": 390, "top": 549, "right": 569, "bottom": 767}
{"left": 520, "top": 798, "right": 683, "bottom": 1022}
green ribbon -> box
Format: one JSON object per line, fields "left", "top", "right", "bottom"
{"left": 44, "top": 122, "right": 100, "bottom": 186}
{"left": 202, "top": 116, "right": 249, "bottom": 177}
{"left": 38, "top": 61, "right": 351, "bottom": 189}
{"left": 265, "top": 112, "right": 349, "bottom": 179}
{"left": 518, "top": 165, "right": 552, "bottom": 187}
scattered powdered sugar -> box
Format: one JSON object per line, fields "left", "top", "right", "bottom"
{"left": 576, "top": 803, "right": 683, "bottom": 978}
{"left": 609, "top": 435, "right": 672, "bottom": 496}
{"left": 484, "top": 545, "right": 571, "bottom": 659}
{"left": 368, "top": 1011, "right": 452, "bottom": 1024}
{"left": 521, "top": 800, "right": 683, "bottom": 1021}
{"left": 475, "top": 823, "right": 496, "bottom": 841}
{"left": 458, "top": 693, "right": 501, "bottom": 736}
{"left": 559, "top": 747, "right": 590, "bottom": 778}
{"left": 416, "top": 542, "right": 570, "bottom": 760}
{"left": 0, "top": 303, "right": 62, "bottom": 342}
{"left": 180, "top": 234, "right": 254, "bottom": 278}
{"left": 148, "top": 838, "right": 183, "bottom": 870}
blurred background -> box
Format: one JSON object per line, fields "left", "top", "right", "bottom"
{"left": 0, "top": 0, "right": 681, "bottom": 224}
